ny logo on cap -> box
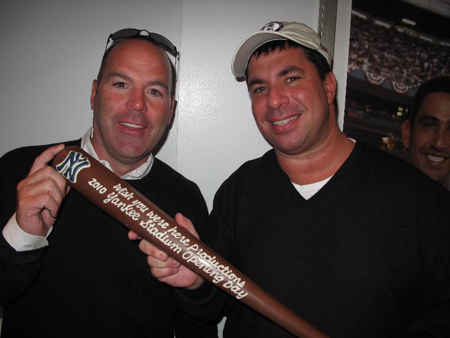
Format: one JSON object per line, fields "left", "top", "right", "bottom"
{"left": 261, "top": 22, "right": 284, "bottom": 32}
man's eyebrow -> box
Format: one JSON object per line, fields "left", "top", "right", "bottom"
{"left": 248, "top": 78, "right": 264, "bottom": 87}
{"left": 108, "top": 72, "right": 169, "bottom": 89}
{"left": 278, "top": 66, "right": 304, "bottom": 77}
{"left": 108, "top": 72, "right": 132, "bottom": 82}
{"left": 417, "top": 115, "right": 440, "bottom": 123}
{"left": 248, "top": 66, "right": 305, "bottom": 88}
{"left": 146, "top": 80, "right": 169, "bottom": 90}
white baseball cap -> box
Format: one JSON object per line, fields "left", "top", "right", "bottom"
{"left": 232, "top": 21, "right": 331, "bottom": 78}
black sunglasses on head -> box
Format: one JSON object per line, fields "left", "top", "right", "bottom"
{"left": 105, "top": 28, "right": 178, "bottom": 55}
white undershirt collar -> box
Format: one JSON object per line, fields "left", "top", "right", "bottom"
{"left": 292, "top": 138, "right": 356, "bottom": 200}
{"left": 292, "top": 176, "right": 332, "bottom": 200}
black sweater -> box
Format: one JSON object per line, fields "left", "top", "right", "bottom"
{"left": 180, "top": 142, "right": 450, "bottom": 337}
{"left": 0, "top": 140, "right": 217, "bottom": 338}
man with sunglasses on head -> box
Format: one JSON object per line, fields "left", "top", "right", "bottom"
{"left": 136, "top": 22, "right": 450, "bottom": 337}
{"left": 0, "top": 29, "right": 217, "bottom": 337}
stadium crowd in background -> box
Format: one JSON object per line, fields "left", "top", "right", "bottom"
{"left": 348, "top": 15, "right": 450, "bottom": 90}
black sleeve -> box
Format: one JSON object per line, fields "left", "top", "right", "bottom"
{"left": 0, "top": 148, "right": 44, "bottom": 305}
{"left": 0, "top": 234, "right": 44, "bottom": 305}
{"left": 174, "top": 175, "right": 239, "bottom": 326}
{"left": 174, "top": 306, "right": 218, "bottom": 338}
{"left": 170, "top": 176, "right": 220, "bottom": 337}
{"left": 407, "top": 195, "right": 450, "bottom": 337}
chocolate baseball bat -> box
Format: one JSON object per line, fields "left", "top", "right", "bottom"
{"left": 52, "top": 146, "right": 328, "bottom": 338}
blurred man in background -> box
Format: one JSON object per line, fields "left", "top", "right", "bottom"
{"left": 402, "top": 76, "right": 450, "bottom": 189}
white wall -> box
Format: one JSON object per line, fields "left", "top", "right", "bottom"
{"left": 0, "top": 0, "right": 352, "bottom": 335}
{"left": 334, "top": 0, "right": 353, "bottom": 129}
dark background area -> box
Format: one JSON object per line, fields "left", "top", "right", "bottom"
{"left": 352, "top": 0, "right": 450, "bottom": 40}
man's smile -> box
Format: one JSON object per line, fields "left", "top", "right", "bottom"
{"left": 120, "top": 122, "right": 144, "bottom": 129}
{"left": 272, "top": 115, "right": 299, "bottom": 126}
{"left": 425, "top": 153, "right": 448, "bottom": 164}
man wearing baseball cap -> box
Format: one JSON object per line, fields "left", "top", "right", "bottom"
{"left": 137, "top": 21, "right": 450, "bottom": 337}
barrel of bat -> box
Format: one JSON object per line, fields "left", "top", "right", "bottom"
{"left": 52, "top": 145, "right": 328, "bottom": 338}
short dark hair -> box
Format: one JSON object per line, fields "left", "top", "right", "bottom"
{"left": 96, "top": 36, "right": 176, "bottom": 95}
{"left": 409, "top": 76, "right": 450, "bottom": 127}
{"left": 244, "top": 40, "right": 331, "bottom": 82}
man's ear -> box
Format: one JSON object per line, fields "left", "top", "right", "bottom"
{"left": 90, "top": 79, "right": 98, "bottom": 110}
{"left": 323, "top": 72, "right": 337, "bottom": 105}
{"left": 168, "top": 97, "right": 176, "bottom": 126}
{"left": 401, "top": 120, "right": 411, "bottom": 149}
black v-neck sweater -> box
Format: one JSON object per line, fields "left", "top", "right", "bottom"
{"left": 180, "top": 142, "right": 450, "bottom": 338}
{"left": 0, "top": 140, "right": 216, "bottom": 338}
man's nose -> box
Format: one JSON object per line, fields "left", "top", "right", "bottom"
{"left": 431, "top": 127, "right": 450, "bottom": 150}
{"left": 126, "top": 89, "right": 148, "bottom": 113}
{"left": 267, "top": 86, "right": 289, "bottom": 110}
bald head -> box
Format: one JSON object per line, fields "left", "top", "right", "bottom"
{"left": 97, "top": 38, "right": 175, "bottom": 96}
